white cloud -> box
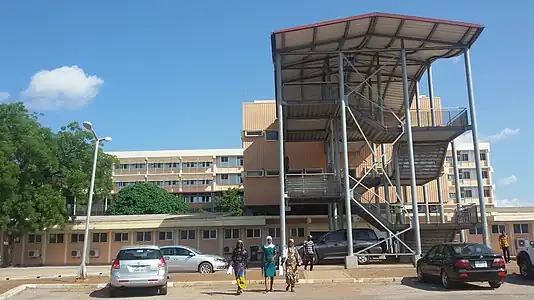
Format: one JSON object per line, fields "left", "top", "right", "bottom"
{"left": 495, "top": 198, "right": 534, "bottom": 207}
{"left": 483, "top": 128, "right": 520, "bottom": 143}
{"left": 497, "top": 175, "right": 517, "bottom": 185}
{"left": 0, "top": 91, "right": 10, "bottom": 102}
{"left": 21, "top": 65, "right": 104, "bottom": 110}
{"left": 453, "top": 128, "right": 520, "bottom": 145}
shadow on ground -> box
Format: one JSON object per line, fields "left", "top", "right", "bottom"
{"left": 401, "top": 277, "right": 497, "bottom": 292}
{"left": 504, "top": 274, "right": 534, "bottom": 287}
{"left": 89, "top": 286, "right": 163, "bottom": 298}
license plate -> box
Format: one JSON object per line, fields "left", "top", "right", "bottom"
{"left": 474, "top": 261, "right": 487, "bottom": 268}
{"left": 132, "top": 267, "right": 144, "bottom": 272}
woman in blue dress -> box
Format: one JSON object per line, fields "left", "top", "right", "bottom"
{"left": 261, "top": 235, "right": 278, "bottom": 292}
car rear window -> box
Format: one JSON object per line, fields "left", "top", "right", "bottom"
{"left": 451, "top": 244, "right": 494, "bottom": 255}
{"left": 117, "top": 248, "right": 163, "bottom": 260}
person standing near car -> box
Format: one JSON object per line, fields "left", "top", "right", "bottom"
{"left": 231, "top": 240, "right": 248, "bottom": 295}
{"left": 303, "top": 235, "right": 315, "bottom": 271}
{"left": 499, "top": 231, "right": 511, "bottom": 263}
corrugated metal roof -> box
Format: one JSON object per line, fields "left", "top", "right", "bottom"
{"left": 272, "top": 12, "right": 484, "bottom": 118}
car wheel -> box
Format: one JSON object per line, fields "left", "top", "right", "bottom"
{"left": 488, "top": 280, "right": 502, "bottom": 289}
{"left": 199, "top": 262, "right": 214, "bottom": 274}
{"left": 356, "top": 253, "right": 370, "bottom": 265}
{"left": 416, "top": 266, "right": 426, "bottom": 282}
{"left": 158, "top": 283, "right": 168, "bottom": 295}
{"left": 441, "top": 269, "right": 453, "bottom": 289}
{"left": 108, "top": 287, "right": 118, "bottom": 298}
{"left": 519, "top": 258, "right": 534, "bottom": 278}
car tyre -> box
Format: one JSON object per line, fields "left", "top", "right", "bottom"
{"left": 441, "top": 269, "right": 453, "bottom": 289}
{"left": 519, "top": 258, "right": 534, "bottom": 278}
{"left": 199, "top": 262, "right": 214, "bottom": 274}
{"left": 488, "top": 280, "right": 502, "bottom": 289}
{"left": 416, "top": 265, "right": 426, "bottom": 282}
{"left": 158, "top": 283, "right": 168, "bottom": 295}
{"left": 356, "top": 251, "right": 370, "bottom": 265}
{"left": 108, "top": 286, "right": 118, "bottom": 298}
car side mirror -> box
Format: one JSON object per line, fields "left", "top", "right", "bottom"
{"left": 189, "top": 252, "right": 195, "bottom": 257}
{"left": 530, "top": 241, "right": 534, "bottom": 247}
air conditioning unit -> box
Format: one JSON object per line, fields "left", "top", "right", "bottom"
{"left": 516, "top": 238, "right": 529, "bottom": 250}
{"left": 89, "top": 249, "right": 100, "bottom": 258}
{"left": 28, "top": 250, "right": 41, "bottom": 258}
{"left": 71, "top": 249, "right": 81, "bottom": 258}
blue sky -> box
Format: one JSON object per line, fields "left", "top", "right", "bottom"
{"left": 0, "top": 1, "right": 532, "bottom": 205}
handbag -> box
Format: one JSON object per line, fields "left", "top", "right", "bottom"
{"left": 226, "top": 265, "right": 234, "bottom": 275}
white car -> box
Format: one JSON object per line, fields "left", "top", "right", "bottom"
{"left": 516, "top": 238, "right": 534, "bottom": 278}
{"left": 160, "top": 245, "right": 228, "bottom": 274}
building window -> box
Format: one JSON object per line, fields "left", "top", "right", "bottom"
{"left": 483, "top": 189, "right": 492, "bottom": 197}
{"left": 239, "top": 157, "right": 244, "bottom": 166}
{"left": 245, "top": 130, "right": 263, "bottom": 137}
{"left": 136, "top": 231, "right": 152, "bottom": 242}
{"left": 49, "top": 233, "right": 64, "bottom": 244}
{"left": 445, "top": 156, "right": 452, "bottom": 161}
{"left": 221, "top": 156, "right": 229, "bottom": 163}
{"left": 180, "top": 230, "right": 196, "bottom": 240}
{"left": 114, "top": 232, "right": 129, "bottom": 242}
{"left": 265, "top": 130, "right": 279, "bottom": 141}
{"left": 469, "top": 225, "right": 482, "bottom": 235}
{"left": 221, "top": 174, "right": 229, "bottom": 180}
{"left": 158, "top": 231, "right": 173, "bottom": 241}
{"left": 491, "top": 224, "right": 506, "bottom": 234}
{"left": 246, "top": 228, "right": 261, "bottom": 238}
{"left": 305, "top": 168, "right": 323, "bottom": 174}
{"left": 457, "top": 153, "right": 469, "bottom": 161}
{"left": 224, "top": 229, "right": 240, "bottom": 239}
{"left": 246, "top": 170, "right": 264, "bottom": 177}
{"left": 92, "top": 232, "right": 108, "bottom": 243}
{"left": 514, "top": 224, "right": 530, "bottom": 234}
{"left": 482, "top": 170, "right": 488, "bottom": 179}
{"left": 268, "top": 228, "right": 281, "bottom": 238}
{"left": 449, "top": 193, "right": 456, "bottom": 199}
{"left": 202, "top": 229, "right": 217, "bottom": 240}
{"left": 27, "top": 234, "right": 42, "bottom": 244}
{"left": 71, "top": 233, "right": 85, "bottom": 243}
{"left": 265, "top": 169, "right": 279, "bottom": 177}
{"left": 447, "top": 174, "right": 454, "bottom": 181}
{"left": 480, "top": 152, "right": 487, "bottom": 161}
{"left": 461, "top": 189, "right": 473, "bottom": 198}
{"left": 462, "top": 171, "right": 471, "bottom": 179}
{"left": 290, "top": 228, "right": 305, "bottom": 238}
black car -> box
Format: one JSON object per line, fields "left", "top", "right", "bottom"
{"left": 298, "top": 228, "right": 385, "bottom": 265}
{"left": 416, "top": 242, "right": 507, "bottom": 289}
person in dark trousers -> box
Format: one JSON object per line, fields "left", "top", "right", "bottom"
{"left": 392, "top": 199, "right": 403, "bottom": 224}
{"left": 303, "top": 235, "right": 315, "bottom": 271}
{"left": 231, "top": 240, "right": 248, "bottom": 295}
{"left": 499, "top": 231, "right": 511, "bottom": 263}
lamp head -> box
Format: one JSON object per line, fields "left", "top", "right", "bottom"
{"left": 82, "top": 121, "right": 93, "bottom": 131}
{"left": 102, "top": 136, "right": 112, "bottom": 142}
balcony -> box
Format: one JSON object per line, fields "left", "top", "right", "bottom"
{"left": 285, "top": 173, "right": 341, "bottom": 200}
{"left": 410, "top": 108, "right": 469, "bottom": 128}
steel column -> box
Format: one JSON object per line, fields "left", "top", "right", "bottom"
{"left": 333, "top": 203, "right": 339, "bottom": 230}
{"left": 328, "top": 204, "right": 334, "bottom": 231}
{"left": 451, "top": 141, "right": 466, "bottom": 242}
{"left": 423, "top": 185, "right": 430, "bottom": 223}
{"left": 463, "top": 48, "right": 489, "bottom": 246}
{"left": 427, "top": 65, "right": 445, "bottom": 223}
{"left": 394, "top": 155, "right": 402, "bottom": 202}
{"left": 339, "top": 52, "right": 354, "bottom": 256}
{"left": 401, "top": 41, "right": 422, "bottom": 259}
{"left": 381, "top": 143, "right": 391, "bottom": 222}
{"left": 275, "top": 53, "right": 287, "bottom": 252}
{"left": 415, "top": 82, "right": 421, "bottom": 127}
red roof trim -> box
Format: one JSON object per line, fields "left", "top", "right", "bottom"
{"left": 273, "top": 12, "right": 484, "bottom": 35}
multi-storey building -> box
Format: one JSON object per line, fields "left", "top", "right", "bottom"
{"left": 109, "top": 149, "right": 244, "bottom": 211}
{"left": 444, "top": 141, "right": 495, "bottom": 206}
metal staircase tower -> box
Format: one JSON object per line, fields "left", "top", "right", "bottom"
{"left": 271, "top": 13, "right": 489, "bottom": 263}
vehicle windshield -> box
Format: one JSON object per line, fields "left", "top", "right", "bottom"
{"left": 117, "top": 248, "right": 163, "bottom": 260}
{"left": 451, "top": 244, "right": 493, "bottom": 256}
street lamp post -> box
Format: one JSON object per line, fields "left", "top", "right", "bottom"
{"left": 78, "top": 121, "right": 111, "bottom": 279}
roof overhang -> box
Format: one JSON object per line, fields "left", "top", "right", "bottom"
{"left": 272, "top": 12, "right": 484, "bottom": 117}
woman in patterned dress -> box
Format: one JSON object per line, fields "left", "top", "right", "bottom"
{"left": 261, "top": 235, "right": 278, "bottom": 292}
{"left": 284, "top": 238, "right": 302, "bottom": 292}
{"left": 231, "top": 240, "right": 248, "bottom": 295}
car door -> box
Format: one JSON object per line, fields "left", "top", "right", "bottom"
{"left": 322, "top": 231, "right": 347, "bottom": 258}
{"left": 427, "top": 245, "right": 446, "bottom": 276}
{"left": 161, "top": 247, "right": 178, "bottom": 272}
{"left": 176, "top": 247, "right": 198, "bottom": 272}
{"left": 420, "top": 245, "right": 438, "bottom": 276}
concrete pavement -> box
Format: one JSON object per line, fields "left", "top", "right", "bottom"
{"left": 10, "top": 278, "right": 534, "bottom": 300}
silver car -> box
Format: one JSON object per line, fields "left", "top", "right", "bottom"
{"left": 109, "top": 245, "right": 168, "bottom": 297}
{"left": 160, "top": 245, "right": 228, "bottom": 273}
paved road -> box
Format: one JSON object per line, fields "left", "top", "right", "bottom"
{"left": 11, "top": 278, "right": 534, "bottom": 300}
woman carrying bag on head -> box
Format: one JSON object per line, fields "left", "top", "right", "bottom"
{"left": 230, "top": 240, "right": 248, "bottom": 295}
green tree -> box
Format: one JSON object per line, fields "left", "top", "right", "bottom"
{"left": 214, "top": 187, "right": 244, "bottom": 216}
{"left": 107, "top": 182, "right": 190, "bottom": 215}
{"left": 55, "top": 122, "right": 118, "bottom": 206}
{"left": 0, "top": 102, "right": 68, "bottom": 266}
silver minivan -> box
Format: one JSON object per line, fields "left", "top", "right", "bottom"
{"left": 109, "top": 245, "right": 168, "bottom": 297}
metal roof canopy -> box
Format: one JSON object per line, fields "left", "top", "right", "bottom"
{"left": 271, "top": 12, "right": 484, "bottom": 117}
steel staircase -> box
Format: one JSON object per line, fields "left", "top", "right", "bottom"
{"left": 346, "top": 107, "right": 402, "bottom": 143}
{"left": 393, "top": 142, "right": 448, "bottom": 185}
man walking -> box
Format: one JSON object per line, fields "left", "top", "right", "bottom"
{"left": 303, "top": 235, "right": 315, "bottom": 271}
{"left": 499, "top": 231, "right": 511, "bottom": 263}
